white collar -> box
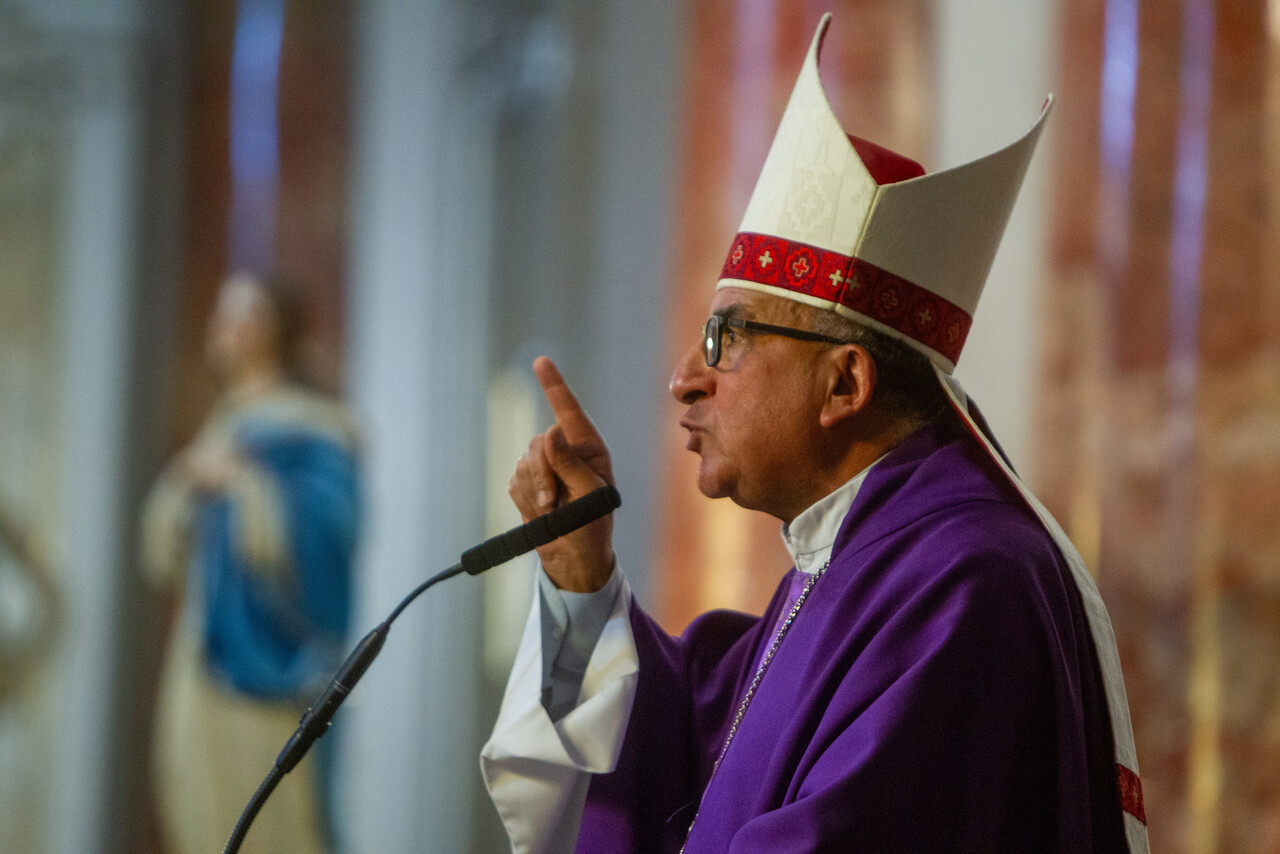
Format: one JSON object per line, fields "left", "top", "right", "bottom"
{"left": 780, "top": 461, "right": 877, "bottom": 575}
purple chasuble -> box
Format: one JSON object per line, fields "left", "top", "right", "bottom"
{"left": 574, "top": 418, "right": 1127, "bottom": 853}
{"left": 749, "top": 569, "right": 808, "bottom": 677}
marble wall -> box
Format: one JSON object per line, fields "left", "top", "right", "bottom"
{"left": 1042, "top": 0, "right": 1280, "bottom": 851}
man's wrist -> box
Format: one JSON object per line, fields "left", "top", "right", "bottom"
{"left": 546, "top": 551, "right": 616, "bottom": 593}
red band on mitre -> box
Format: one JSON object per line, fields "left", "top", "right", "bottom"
{"left": 1116, "top": 764, "right": 1146, "bottom": 824}
{"left": 719, "top": 232, "right": 972, "bottom": 365}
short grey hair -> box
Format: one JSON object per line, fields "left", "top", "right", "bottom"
{"left": 794, "top": 303, "right": 950, "bottom": 430}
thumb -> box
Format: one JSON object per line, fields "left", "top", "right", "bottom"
{"left": 546, "top": 425, "right": 606, "bottom": 498}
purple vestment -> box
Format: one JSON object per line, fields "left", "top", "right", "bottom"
{"left": 576, "top": 418, "right": 1128, "bottom": 852}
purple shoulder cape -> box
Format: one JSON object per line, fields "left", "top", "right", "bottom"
{"left": 576, "top": 418, "right": 1126, "bottom": 853}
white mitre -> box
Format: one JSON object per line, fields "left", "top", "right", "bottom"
{"left": 717, "top": 12, "right": 1051, "bottom": 374}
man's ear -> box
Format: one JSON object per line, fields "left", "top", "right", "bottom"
{"left": 819, "top": 344, "right": 876, "bottom": 428}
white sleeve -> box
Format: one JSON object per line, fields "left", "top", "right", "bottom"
{"left": 538, "top": 566, "right": 624, "bottom": 720}
{"left": 480, "top": 568, "right": 639, "bottom": 854}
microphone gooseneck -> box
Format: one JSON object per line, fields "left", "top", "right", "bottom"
{"left": 223, "top": 485, "right": 621, "bottom": 854}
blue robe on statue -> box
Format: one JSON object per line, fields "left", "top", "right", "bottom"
{"left": 198, "top": 418, "right": 358, "bottom": 701}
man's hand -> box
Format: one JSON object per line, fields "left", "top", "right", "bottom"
{"left": 508, "top": 357, "right": 616, "bottom": 592}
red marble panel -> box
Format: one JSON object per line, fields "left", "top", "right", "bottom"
{"left": 1043, "top": 0, "right": 1280, "bottom": 850}
{"left": 274, "top": 1, "right": 353, "bottom": 394}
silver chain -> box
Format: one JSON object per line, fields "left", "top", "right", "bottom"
{"left": 679, "top": 561, "right": 829, "bottom": 851}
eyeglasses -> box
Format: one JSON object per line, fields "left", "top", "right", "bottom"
{"left": 702, "top": 314, "right": 850, "bottom": 369}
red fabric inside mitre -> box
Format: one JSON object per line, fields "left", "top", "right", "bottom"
{"left": 849, "top": 135, "right": 925, "bottom": 184}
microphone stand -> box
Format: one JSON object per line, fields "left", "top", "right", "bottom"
{"left": 222, "top": 485, "right": 620, "bottom": 854}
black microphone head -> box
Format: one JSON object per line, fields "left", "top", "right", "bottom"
{"left": 461, "top": 484, "right": 621, "bottom": 575}
{"left": 601, "top": 484, "right": 622, "bottom": 510}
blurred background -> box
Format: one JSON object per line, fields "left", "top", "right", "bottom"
{"left": 0, "top": 0, "right": 1277, "bottom": 851}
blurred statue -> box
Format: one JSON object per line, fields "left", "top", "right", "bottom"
{"left": 0, "top": 501, "right": 61, "bottom": 705}
{"left": 142, "top": 272, "right": 360, "bottom": 854}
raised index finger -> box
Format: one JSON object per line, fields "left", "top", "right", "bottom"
{"left": 532, "top": 356, "right": 600, "bottom": 446}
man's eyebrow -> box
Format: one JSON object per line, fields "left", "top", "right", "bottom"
{"left": 716, "top": 302, "right": 752, "bottom": 322}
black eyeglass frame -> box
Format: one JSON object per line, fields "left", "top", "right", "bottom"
{"left": 702, "top": 314, "right": 851, "bottom": 368}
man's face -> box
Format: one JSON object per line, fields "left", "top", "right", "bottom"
{"left": 670, "top": 288, "right": 833, "bottom": 521}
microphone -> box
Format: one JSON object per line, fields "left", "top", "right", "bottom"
{"left": 461, "top": 484, "right": 621, "bottom": 575}
{"left": 223, "top": 483, "right": 622, "bottom": 854}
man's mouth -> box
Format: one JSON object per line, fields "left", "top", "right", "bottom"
{"left": 680, "top": 418, "right": 702, "bottom": 453}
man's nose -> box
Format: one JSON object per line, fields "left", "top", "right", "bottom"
{"left": 670, "top": 342, "right": 714, "bottom": 404}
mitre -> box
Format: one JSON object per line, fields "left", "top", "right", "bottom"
{"left": 717, "top": 12, "right": 1051, "bottom": 374}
